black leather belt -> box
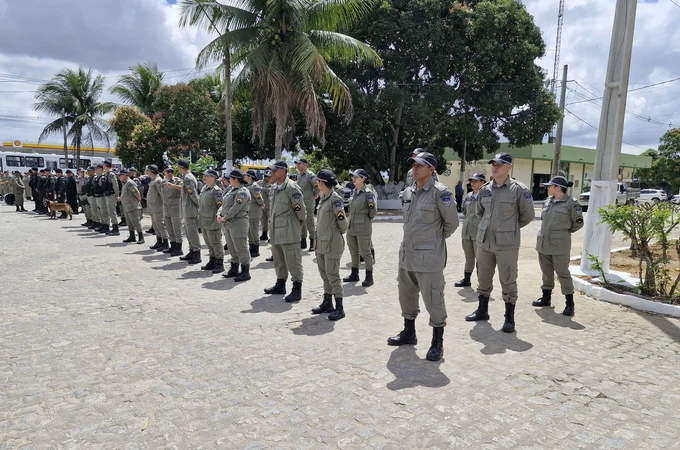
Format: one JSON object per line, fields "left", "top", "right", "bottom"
{"left": 95, "top": 194, "right": 104, "bottom": 198}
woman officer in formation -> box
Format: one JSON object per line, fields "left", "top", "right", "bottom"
{"left": 197, "top": 169, "right": 225, "bottom": 274}
{"left": 218, "top": 169, "right": 252, "bottom": 282}
{"left": 532, "top": 175, "right": 584, "bottom": 316}
{"left": 343, "top": 169, "right": 377, "bottom": 287}
{"left": 454, "top": 172, "right": 486, "bottom": 288}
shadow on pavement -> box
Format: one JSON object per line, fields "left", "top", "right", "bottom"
{"left": 179, "top": 270, "right": 215, "bottom": 279}
{"left": 201, "top": 278, "right": 240, "bottom": 291}
{"left": 637, "top": 311, "right": 680, "bottom": 345}
{"left": 151, "top": 261, "right": 187, "bottom": 271}
{"left": 290, "top": 315, "right": 336, "bottom": 336}
{"left": 386, "top": 345, "right": 450, "bottom": 391}
{"left": 469, "top": 321, "right": 533, "bottom": 355}
{"left": 94, "top": 242, "right": 132, "bottom": 248}
{"left": 534, "top": 307, "right": 585, "bottom": 330}
{"left": 241, "top": 295, "right": 293, "bottom": 314}
{"left": 141, "top": 253, "right": 174, "bottom": 262}
{"left": 457, "top": 289, "right": 479, "bottom": 303}
{"left": 126, "top": 250, "right": 158, "bottom": 255}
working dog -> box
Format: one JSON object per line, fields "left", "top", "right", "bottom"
{"left": 48, "top": 201, "right": 73, "bottom": 220}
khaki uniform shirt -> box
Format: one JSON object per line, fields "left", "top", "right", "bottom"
{"left": 103, "top": 171, "right": 120, "bottom": 196}
{"left": 12, "top": 176, "right": 25, "bottom": 195}
{"left": 146, "top": 175, "right": 164, "bottom": 213}
{"left": 161, "top": 177, "right": 181, "bottom": 217}
{"left": 220, "top": 185, "right": 251, "bottom": 223}
{"left": 536, "top": 196, "right": 584, "bottom": 255}
{"left": 315, "top": 190, "right": 348, "bottom": 258}
{"left": 198, "top": 184, "right": 223, "bottom": 231}
{"left": 400, "top": 177, "right": 459, "bottom": 272}
{"left": 269, "top": 177, "right": 307, "bottom": 245}
{"left": 261, "top": 180, "right": 272, "bottom": 211}
{"left": 180, "top": 172, "right": 200, "bottom": 219}
{"left": 348, "top": 185, "right": 377, "bottom": 237}
{"left": 76, "top": 176, "right": 86, "bottom": 195}
{"left": 461, "top": 191, "right": 482, "bottom": 240}
{"left": 476, "top": 177, "right": 534, "bottom": 250}
{"left": 296, "top": 170, "right": 319, "bottom": 203}
{"left": 120, "top": 179, "right": 141, "bottom": 213}
{"left": 247, "top": 182, "right": 265, "bottom": 220}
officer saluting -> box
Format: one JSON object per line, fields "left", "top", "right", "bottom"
{"left": 387, "top": 152, "right": 459, "bottom": 362}
{"left": 465, "top": 152, "right": 534, "bottom": 333}
{"left": 533, "top": 176, "right": 584, "bottom": 316}
{"left": 454, "top": 172, "right": 486, "bottom": 288}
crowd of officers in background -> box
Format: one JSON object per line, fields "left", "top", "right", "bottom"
{"left": 3, "top": 150, "right": 584, "bottom": 362}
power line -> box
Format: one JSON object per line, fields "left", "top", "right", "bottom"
{"left": 669, "top": 0, "right": 680, "bottom": 9}
{"left": 566, "top": 76, "right": 680, "bottom": 106}
{"left": 564, "top": 107, "right": 649, "bottom": 150}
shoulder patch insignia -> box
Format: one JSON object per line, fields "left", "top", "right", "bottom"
{"left": 293, "top": 191, "right": 302, "bottom": 201}
{"left": 337, "top": 210, "right": 346, "bottom": 220}
{"left": 440, "top": 191, "right": 452, "bottom": 207}
{"left": 132, "top": 188, "right": 139, "bottom": 196}
{"left": 188, "top": 188, "right": 193, "bottom": 195}
{"left": 524, "top": 190, "right": 533, "bottom": 203}
{"left": 236, "top": 197, "right": 243, "bottom": 204}
{"left": 333, "top": 199, "right": 343, "bottom": 211}
{"left": 576, "top": 216, "right": 583, "bottom": 224}
{"left": 482, "top": 189, "right": 492, "bottom": 197}
{"left": 575, "top": 204, "right": 583, "bottom": 214}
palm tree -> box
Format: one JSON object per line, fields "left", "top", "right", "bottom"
{"left": 34, "top": 67, "right": 115, "bottom": 167}
{"left": 179, "top": 0, "right": 382, "bottom": 160}
{"left": 110, "top": 62, "right": 165, "bottom": 116}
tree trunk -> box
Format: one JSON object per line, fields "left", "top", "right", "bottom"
{"left": 274, "top": 120, "right": 285, "bottom": 161}
{"left": 224, "top": 52, "right": 233, "bottom": 173}
{"left": 76, "top": 137, "right": 81, "bottom": 169}
{"left": 388, "top": 102, "right": 403, "bottom": 183}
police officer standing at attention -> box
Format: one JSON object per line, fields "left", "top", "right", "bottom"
{"left": 343, "top": 169, "right": 377, "bottom": 287}
{"left": 387, "top": 152, "right": 458, "bottom": 361}
{"left": 161, "top": 167, "right": 184, "bottom": 257}
{"left": 11, "top": 171, "right": 26, "bottom": 212}
{"left": 260, "top": 171, "right": 272, "bottom": 241}
{"left": 177, "top": 159, "right": 202, "bottom": 264}
{"left": 295, "top": 158, "right": 319, "bottom": 250}
{"left": 405, "top": 148, "right": 439, "bottom": 187}
{"left": 77, "top": 169, "right": 91, "bottom": 226}
{"left": 146, "top": 165, "right": 170, "bottom": 252}
{"left": 218, "top": 169, "right": 252, "bottom": 282}
{"left": 197, "top": 169, "right": 225, "bottom": 273}
{"left": 65, "top": 170, "right": 78, "bottom": 214}
{"left": 465, "top": 153, "right": 534, "bottom": 333}
{"left": 454, "top": 172, "right": 486, "bottom": 288}
{"left": 119, "top": 169, "right": 145, "bottom": 244}
{"left": 533, "top": 176, "right": 584, "bottom": 316}
{"left": 91, "top": 165, "right": 105, "bottom": 230}
{"left": 101, "top": 160, "right": 120, "bottom": 236}
{"left": 264, "top": 160, "right": 307, "bottom": 302}
{"left": 244, "top": 169, "right": 265, "bottom": 258}
{"left": 29, "top": 167, "right": 39, "bottom": 212}
{"left": 311, "top": 169, "right": 349, "bottom": 320}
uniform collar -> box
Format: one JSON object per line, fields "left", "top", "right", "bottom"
{"left": 492, "top": 176, "right": 512, "bottom": 189}
{"left": 277, "top": 177, "right": 290, "bottom": 190}
{"left": 416, "top": 176, "right": 435, "bottom": 192}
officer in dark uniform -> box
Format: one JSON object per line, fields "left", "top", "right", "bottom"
{"left": 90, "top": 165, "right": 105, "bottom": 230}
{"left": 65, "top": 170, "right": 78, "bottom": 214}
{"left": 29, "top": 167, "right": 39, "bottom": 212}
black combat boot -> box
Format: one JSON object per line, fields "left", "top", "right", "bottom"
{"left": 260, "top": 231, "right": 268, "bottom": 241}
{"left": 250, "top": 244, "right": 260, "bottom": 258}
{"left": 58, "top": 211, "right": 67, "bottom": 219}
{"left": 362, "top": 270, "right": 374, "bottom": 287}
{"left": 137, "top": 232, "right": 145, "bottom": 244}
{"left": 146, "top": 227, "right": 155, "bottom": 235}
{"left": 563, "top": 294, "right": 575, "bottom": 316}
{"left": 343, "top": 268, "right": 360, "bottom": 282}
{"left": 118, "top": 218, "right": 127, "bottom": 227}
{"left": 212, "top": 258, "right": 225, "bottom": 274}
{"left": 223, "top": 243, "right": 229, "bottom": 251}
{"left": 201, "top": 257, "right": 216, "bottom": 271}
{"left": 465, "top": 295, "right": 490, "bottom": 321}
{"left": 264, "top": 278, "right": 287, "bottom": 295}
{"left": 312, "top": 294, "right": 334, "bottom": 314}
{"left": 234, "top": 264, "right": 251, "bottom": 282}
{"left": 454, "top": 272, "right": 472, "bottom": 287}
{"left": 99, "top": 224, "right": 110, "bottom": 234}
{"left": 150, "top": 237, "right": 162, "bottom": 250}
{"left": 309, "top": 238, "right": 314, "bottom": 251}
{"left": 179, "top": 250, "right": 193, "bottom": 261}
{"left": 107, "top": 224, "right": 120, "bottom": 236}
{"left": 265, "top": 255, "right": 274, "bottom": 262}
{"left": 21, "top": 206, "right": 27, "bottom": 212}
{"left": 15, "top": 206, "right": 20, "bottom": 212}
{"left": 284, "top": 281, "right": 302, "bottom": 302}
{"left": 328, "top": 297, "right": 345, "bottom": 321}
{"left": 123, "top": 229, "right": 136, "bottom": 243}
{"left": 426, "top": 327, "right": 444, "bottom": 361}
{"left": 502, "top": 303, "right": 516, "bottom": 333}
{"left": 88, "top": 222, "right": 99, "bottom": 230}
{"left": 300, "top": 237, "right": 307, "bottom": 249}
{"left": 156, "top": 238, "right": 169, "bottom": 252}
{"left": 170, "top": 243, "right": 183, "bottom": 257}
{"left": 532, "top": 289, "right": 552, "bottom": 307}
{"left": 387, "top": 319, "right": 417, "bottom": 346}
{"left": 162, "top": 242, "right": 176, "bottom": 254}
{"left": 187, "top": 251, "right": 202, "bottom": 265}
{"left": 81, "top": 219, "right": 91, "bottom": 227}
{"left": 223, "top": 262, "right": 240, "bottom": 278}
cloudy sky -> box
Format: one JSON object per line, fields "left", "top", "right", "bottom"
{"left": 0, "top": 0, "right": 677, "bottom": 154}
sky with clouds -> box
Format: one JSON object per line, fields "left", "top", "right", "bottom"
{"left": 0, "top": 0, "right": 677, "bottom": 155}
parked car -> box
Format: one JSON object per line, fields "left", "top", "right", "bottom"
{"left": 636, "top": 189, "right": 668, "bottom": 205}
{"left": 578, "top": 182, "right": 640, "bottom": 212}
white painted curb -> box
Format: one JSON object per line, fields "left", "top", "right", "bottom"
{"left": 572, "top": 277, "right": 680, "bottom": 318}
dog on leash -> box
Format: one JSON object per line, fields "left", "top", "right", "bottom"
{"left": 48, "top": 201, "right": 73, "bottom": 220}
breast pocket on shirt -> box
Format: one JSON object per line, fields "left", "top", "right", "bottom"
{"left": 500, "top": 200, "right": 517, "bottom": 220}
{"left": 417, "top": 203, "right": 435, "bottom": 224}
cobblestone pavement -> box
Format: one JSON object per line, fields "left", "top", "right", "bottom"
{"left": 1, "top": 207, "right": 679, "bottom": 449}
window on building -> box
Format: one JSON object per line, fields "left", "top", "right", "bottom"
{"left": 25, "top": 157, "right": 44, "bottom": 167}
{"left": 6, "top": 155, "right": 24, "bottom": 167}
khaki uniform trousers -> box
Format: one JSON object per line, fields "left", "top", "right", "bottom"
{"left": 397, "top": 268, "right": 447, "bottom": 328}
{"left": 202, "top": 228, "right": 224, "bottom": 259}
{"left": 317, "top": 253, "right": 342, "bottom": 296}
{"left": 476, "top": 247, "right": 520, "bottom": 304}
{"left": 261, "top": 208, "right": 269, "bottom": 233}
{"left": 90, "top": 196, "right": 101, "bottom": 223}
{"left": 150, "top": 211, "right": 168, "bottom": 239}
{"left": 81, "top": 194, "right": 93, "bottom": 221}
{"left": 462, "top": 237, "right": 477, "bottom": 273}
{"left": 97, "top": 196, "right": 110, "bottom": 226}
{"left": 105, "top": 196, "right": 117, "bottom": 226}
{"left": 272, "top": 242, "right": 303, "bottom": 282}
{"left": 183, "top": 217, "right": 201, "bottom": 251}
{"left": 538, "top": 253, "right": 574, "bottom": 295}
{"left": 15, "top": 191, "right": 24, "bottom": 209}
{"left": 125, "top": 209, "right": 143, "bottom": 234}
{"left": 300, "top": 199, "right": 315, "bottom": 239}
{"left": 224, "top": 220, "right": 250, "bottom": 265}
{"left": 347, "top": 234, "right": 373, "bottom": 270}
{"left": 248, "top": 219, "right": 260, "bottom": 246}
{"left": 165, "top": 214, "right": 183, "bottom": 243}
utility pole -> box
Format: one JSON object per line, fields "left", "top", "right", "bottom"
{"left": 223, "top": 53, "right": 233, "bottom": 174}
{"left": 552, "top": 64, "right": 568, "bottom": 176}
{"left": 61, "top": 108, "right": 69, "bottom": 168}
{"left": 580, "top": 0, "right": 638, "bottom": 274}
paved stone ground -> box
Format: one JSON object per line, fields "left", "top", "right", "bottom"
{"left": 1, "top": 206, "right": 679, "bottom": 449}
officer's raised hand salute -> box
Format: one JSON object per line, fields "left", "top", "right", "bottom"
{"left": 465, "top": 152, "right": 534, "bottom": 333}
{"left": 388, "top": 152, "right": 459, "bottom": 362}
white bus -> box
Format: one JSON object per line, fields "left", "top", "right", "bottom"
{"left": 0, "top": 151, "right": 122, "bottom": 173}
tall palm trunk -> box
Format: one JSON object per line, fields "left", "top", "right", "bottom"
{"left": 388, "top": 102, "right": 403, "bottom": 183}
{"left": 275, "top": 120, "right": 285, "bottom": 160}
{"left": 76, "top": 137, "right": 81, "bottom": 169}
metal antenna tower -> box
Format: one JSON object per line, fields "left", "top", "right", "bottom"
{"left": 549, "top": 0, "right": 565, "bottom": 141}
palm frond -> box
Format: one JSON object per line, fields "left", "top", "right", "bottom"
{"left": 178, "top": 0, "right": 258, "bottom": 34}
{"left": 302, "top": 0, "right": 376, "bottom": 33}
{"left": 308, "top": 30, "right": 382, "bottom": 67}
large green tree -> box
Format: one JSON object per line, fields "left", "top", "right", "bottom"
{"left": 34, "top": 67, "right": 114, "bottom": 167}
{"left": 637, "top": 131, "right": 680, "bottom": 193}
{"left": 109, "top": 106, "right": 154, "bottom": 168}
{"left": 110, "top": 62, "right": 165, "bottom": 116}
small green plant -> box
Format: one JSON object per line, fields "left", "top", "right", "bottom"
{"left": 587, "top": 253, "right": 609, "bottom": 287}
